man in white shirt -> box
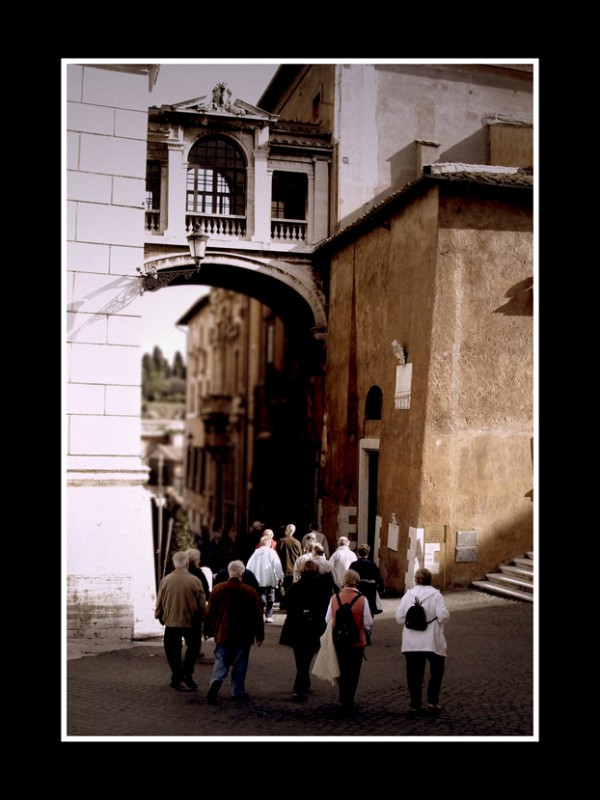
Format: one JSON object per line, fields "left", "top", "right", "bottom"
{"left": 329, "top": 537, "right": 357, "bottom": 589}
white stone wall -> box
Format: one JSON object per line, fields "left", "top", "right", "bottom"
{"left": 334, "top": 63, "right": 534, "bottom": 229}
{"left": 66, "top": 64, "right": 162, "bottom": 638}
{"left": 334, "top": 65, "right": 379, "bottom": 229}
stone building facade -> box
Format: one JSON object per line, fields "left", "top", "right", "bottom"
{"left": 65, "top": 61, "right": 535, "bottom": 640}
{"left": 176, "top": 287, "right": 324, "bottom": 554}
{"left": 259, "top": 64, "right": 534, "bottom": 591}
{"left": 66, "top": 64, "right": 162, "bottom": 638}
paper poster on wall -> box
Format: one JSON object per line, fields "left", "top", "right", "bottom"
{"left": 388, "top": 523, "right": 399, "bottom": 551}
{"left": 424, "top": 543, "right": 440, "bottom": 574}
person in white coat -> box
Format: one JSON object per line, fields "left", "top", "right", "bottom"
{"left": 395, "top": 567, "right": 450, "bottom": 716}
{"left": 329, "top": 537, "right": 357, "bottom": 589}
{"left": 246, "top": 533, "right": 284, "bottom": 622}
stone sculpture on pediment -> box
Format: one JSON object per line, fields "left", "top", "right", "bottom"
{"left": 195, "top": 82, "right": 247, "bottom": 116}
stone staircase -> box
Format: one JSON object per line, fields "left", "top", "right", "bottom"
{"left": 471, "top": 551, "right": 534, "bottom": 602}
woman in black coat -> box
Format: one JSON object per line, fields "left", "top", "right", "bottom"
{"left": 279, "top": 559, "right": 334, "bottom": 701}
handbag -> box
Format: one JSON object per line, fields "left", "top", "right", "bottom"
{"left": 311, "top": 620, "right": 340, "bottom": 686}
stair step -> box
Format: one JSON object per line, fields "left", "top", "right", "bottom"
{"left": 486, "top": 573, "right": 533, "bottom": 592}
{"left": 514, "top": 557, "right": 534, "bottom": 569}
{"left": 526, "top": 551, "right": 534, "bottom": 560}
{"left": 472, "top": 581, "right": 534, "bottom": 602}
{"left": 500, "top": 564, "right": 533, "bottom": 580}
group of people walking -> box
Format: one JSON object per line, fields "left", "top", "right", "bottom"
{"left": 154, "top": 524, "right": 450, "bottom": 718}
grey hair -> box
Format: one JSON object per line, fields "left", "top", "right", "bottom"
{"left": 184, "top": 548, "right": 200, "bottom": 565}
{"left": 228, "top": 560, "right": 246, "bottom": 578}
{"left": 338, "top": 536, "right": 350, "bottom": 546}
{"left": 285, "top": 523, "right": 296, "bottom": 535}
{"left": 312, "top": 543, "right": 325, "bottom": 556}
{"left": 172, "top": 551, "right": 189, "bottom": 567}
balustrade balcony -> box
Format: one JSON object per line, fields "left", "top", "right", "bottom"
{"left": 201, "top": 394, "right": 233, "bottom": 419}
{"left": 186, "top": 213, "right": 246, "bottom": 238}
{"left": 145, "top": 209, "right": 160, "bottom": 232}
{"left": 148, "top": 211, "right": 309, "bottom": 245}
{"left": 271, "top": 218, "right": 307, "bottom": 242}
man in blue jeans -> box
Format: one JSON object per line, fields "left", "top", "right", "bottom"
{"left": 204, "top": 560, "right": 265, "bottom": 703}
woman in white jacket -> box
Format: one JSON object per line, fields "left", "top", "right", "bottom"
{"left": 246, "top": 533, "right": 284, "bottom": 622}
{"left": 395, "top": 567, "right": 450, "bottom": 716}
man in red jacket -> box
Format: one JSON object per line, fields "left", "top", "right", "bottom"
{"left": 204, "top": 560, "right": 264, "bottom": 704}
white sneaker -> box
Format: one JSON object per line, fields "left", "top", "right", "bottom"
{"left": 265, "top": 618, "right": 274, "bottom": 623}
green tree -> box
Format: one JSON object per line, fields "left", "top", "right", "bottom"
{"left": 172, "top": 351, "right": 186, "bottom": 379}
{"left": 165, "top": 376, "right": 187, "bottom": 400}
{"left": 152, "top": 345, "right": 171, "bottom": 378}
{"left": 142, "top": 352, "right": 167, "bottom": 401}
{"left": 142, "top": 346, "right": 187, "bottom": 404}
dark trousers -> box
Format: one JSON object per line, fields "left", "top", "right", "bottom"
{"left": 259, "top": 586, "right": 276, "bottom": 619}
{"left": 292, "top": 645, "right": 317, "bottom": 695}
{"left": 404, "top": 651, "right": 445, "bottom": 708}
{"left": 164, "top": 626, "right": 201, "bottom": 683}
{"left": 279, "top": 576, "right": 294, "bottom": 611}
{"left": 336, "top": 645, "right": 365, "bottom": 709}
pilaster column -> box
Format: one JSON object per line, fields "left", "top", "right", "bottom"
{"left": 312, "top": 156, "right": 330, "bottom": 242}
{"left": 252, "top": 149, "right": 271, "bottom": 243}
{"left": 164, "top": 137, "right": 187, "bottom": 242}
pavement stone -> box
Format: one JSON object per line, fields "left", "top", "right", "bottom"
{"left": 64, "top": 588, "right": 536, "bottom": 741}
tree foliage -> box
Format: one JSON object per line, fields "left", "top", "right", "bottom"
{"left": 142, "top": 347, "right": 187, "bottom": 402}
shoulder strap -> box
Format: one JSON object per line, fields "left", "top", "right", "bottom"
{"left": 412, "top": 592, "right": 437, "bottom": 624}
{"left": 336, "top": 590, "right": 362, "bottom": 609}
{"left": 421, "top": 596, "right": 438, "bottom": 625}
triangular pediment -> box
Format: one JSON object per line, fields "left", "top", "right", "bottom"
{"left": 161, "top": 82, "right": 277, "bottom": 121}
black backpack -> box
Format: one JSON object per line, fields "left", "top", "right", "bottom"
{"left": 332, "top": 591, "right": 362, "bottom": 647}
{"left": 404, "top": 596, "right": 436, "bottom": 631}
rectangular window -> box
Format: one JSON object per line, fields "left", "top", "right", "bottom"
{"left": 271, "top": 172, "right": 307, "bottom": 220}
{"left": 145, "top": 161, "right": 161, "bottom": 209}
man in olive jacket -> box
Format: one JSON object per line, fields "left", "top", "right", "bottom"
{"left": 155, "top": 551, "right": 206, "bottom": 690}
{"left": 204, "top": 560, "right": 264, "bottom": 703}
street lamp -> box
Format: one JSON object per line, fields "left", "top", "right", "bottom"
{"left": 137, "top": 225, "right": 209, "bottom": 292}
{"left": 186, "top": 226, "right": 209, "bottom": 265}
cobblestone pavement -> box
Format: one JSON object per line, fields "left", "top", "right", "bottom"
{"left": 64, "top": 589, "right": 536, "bottom": 741}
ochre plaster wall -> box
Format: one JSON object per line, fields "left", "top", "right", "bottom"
{"left": 322, "top": 182, "right": 533, "bottom": 593}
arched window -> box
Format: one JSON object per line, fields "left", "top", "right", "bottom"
{"left": 365, "top": 386, "right": 383, "bottom": 420}
{"left": 187, "top": 135, "right": 246, "bottom": 216}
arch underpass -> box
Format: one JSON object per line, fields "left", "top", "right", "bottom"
{"left": 139, "top": 251, "right": 327, "bottom": 340}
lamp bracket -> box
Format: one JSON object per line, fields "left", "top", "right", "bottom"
{"left": 136, "top": 265, "right": 201, "bottom": 293}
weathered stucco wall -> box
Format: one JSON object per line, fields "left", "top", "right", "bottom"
{"left": 423, "top": 185, "right": 533, "bottom": 587}
{"left": 322, "top": 180, "right": 533, "bottom": 593}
